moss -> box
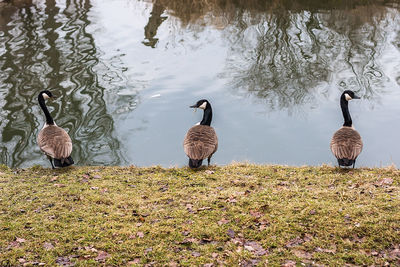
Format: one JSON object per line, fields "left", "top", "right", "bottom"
{"left": 0, "top": 164, "right": 399, "bottom": 266}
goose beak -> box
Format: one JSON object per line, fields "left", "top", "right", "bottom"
{"left": 190, "top": 104, "right": 198, "bottom": 112}
{"left": 353, "top": 95, "right": 361, "bottom": 99}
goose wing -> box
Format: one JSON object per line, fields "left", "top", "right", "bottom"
{"left": 330, "top": 127, "right": 363, "bottom": 160}
{"left": 183, "top": 125, "right": 218, "bottom": 160}
{"left": 38, "top": 125, "right": 73, "bottom": 159}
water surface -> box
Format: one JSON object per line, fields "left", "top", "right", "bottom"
{"left": 1, "top": 0, "right": 400, "bottom": 168}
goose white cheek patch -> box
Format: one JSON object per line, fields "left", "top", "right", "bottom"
{"left": 43, "top": 93, "right": 50, "bottom": 100}
{"left": 345, "top": 93, "right": 352, "bottom": 101}
{"left": 199, "top": 102, "right": 207, "bottom": 109}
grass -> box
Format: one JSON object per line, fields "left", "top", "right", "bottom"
{"left": 0, "top": 163, "right": 399, "bottom": 266}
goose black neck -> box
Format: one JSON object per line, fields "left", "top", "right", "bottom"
{"left": 200, "top": 105, "right": 212, "bottom": 126}
{"left": 340, "top": 97, "right": 352, "bottom": 127}
{"left": 38, "top": 94, "right": 54, "bottom": 125}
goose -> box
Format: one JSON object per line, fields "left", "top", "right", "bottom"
{"left": 330, "top": 90, "right": 363, "bottom": 168}
{"left": 37, "top": 90, "right": 74, "bottom": 169}
{"left": 183, "top": 99, "right": 218, "bottom": 168}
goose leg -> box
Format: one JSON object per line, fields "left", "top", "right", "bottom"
{"left": 47, "top": 156, "right": 55, "bottom": 169}
{"left": 352, "top": 159, "right": 356, "bottom": 169}
{"left": 207, "top": 157, "right": 211, "bottom": 166}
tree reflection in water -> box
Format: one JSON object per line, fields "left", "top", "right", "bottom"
{"left": 0, "top": 0, "right": 126, "bottom": 168}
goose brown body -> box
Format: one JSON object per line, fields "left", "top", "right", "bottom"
{"left": 38, "top": 125, "right": 73, "bottom": 163}
{"left": 330, "top": 90, "right": 362, "bottom": 168}
{"left": 37, "top": 90, "right": 74, "bottom": 168}
{"left": 183, "top": 125, "right": 218, "bottom": 162}
{"left": 330, "top": 126, "right": 363, "bottom": 162}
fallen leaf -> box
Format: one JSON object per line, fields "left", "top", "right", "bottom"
{"left": 16, "top": 237, "right": 26, "bottom": 243}
{"left": 315, "top": 245, "right": 336, "bottom": 254}
{"left": 43, "top": 242, "right": 55, "bottom": 250}
{"left": 227, "top": 229, "right": 235, "bottom": 238}
{"left": 144, "top": 247, "right": 153, "bottom": 254}
{"left": 50, "top": 176, "right": 58, "bottom": 181}
{"left": 282, "top": 260, "right": 296, "bottom": 267}
{"left": 93, "top": 175, "right": 101, "bottom": 179}
{"left": 54, "top": 184, "right": 65, "bottom": 188}
{"left": 128, "top": 258, "right": 141, "bottom": 265}
{"left": 217, "top": 218, "right": 230, "bottom": 225}
{"left": 285, "top": 237, "right": 304, "bottom": 248}
{"left": 292, "top": 249, "right": 312, "bottom": 259}
{"left": 205, "top": 170, "right": 215, "bottom": 174}
{"left": 197, "top": 206, "right": 212, "bottom": 211}
{"left": 90, "top": 186, "right": 99, "bottom": 190}
{"left": 375, "top": 178, "right": 393, "bottom": 186}
{"left": 95, "top": 251, "right": 110, "bottom": 261}
{"left": 137, "top": 231, "right": 144, "bottom": 238}
{"left": 244, "top": 241, "right": 268, "bottom": 256}
{"left": 250, "top": 210, "right": 262, "bottom": 218}
{"left": 56, "top": 256, "right": 73, "bottom": 266}
{"left": 192, "top": 251, "right": 201, "bottom": 257}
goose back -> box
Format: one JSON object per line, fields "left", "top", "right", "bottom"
{"left": 184, "top": 125, "right": 218, "bottom": 160}
{"left": 38, "top": 125, "right": 72, "bottom": 160}
{"left": 330, "top": 126, "right": 363, "bottom": 161}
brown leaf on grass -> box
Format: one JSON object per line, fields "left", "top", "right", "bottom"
{"left": 315, "top": 246, "right": 336, "bottom": 254}
{"left": 244, "top": 241, "right": 268, "bottom": 256}
{"left": 217, "top": 218, "right": 230, "bottom": 225}
{"left": 239, "top": 259, "right": 260, "bottom": 267}
{"left": 54, "top": 183, "right": 66, "bottom": 188}
{"left": 292, "top": 249, "right": 312, "bottom": 259}
{"left": 192, "top": 251, "right": 201, "bottom": 257}
{"left": 7, "top": 241, "right": 20, "bottom": 249}
{"left": 282, "top": 260, "right": 296, "bottom": 267}
{"left": 50, "top": 176, "right": 58, "bottom": 182}
{"left": 182, "top": 231, "right": 190, "bottom": 236}
{"left": 90, "top": 186, "right": 99, "bottom": 190}
{"left": 285, "top": 236, "right": 304, "bottom": 248}
{"left": 95, "top": 251, "right": 110, "bottom": 261}
{"left": 227, "top": 229, "right": 235, "bottom": 238}
{"left": 197, "top": 206, "right": 212, "bottom": 211}
{"left": 43, "top": 242, "right": 55, "bottom": 250}
{"left": 249, "top": 210, "right": 263, "bottom": 218}
{"left": 93, "top": 175, "right": 101, "bottom": 179}
{"left": 16, "top": 237, "right": 26, "bottom": 243}
{"left": 137, "top": 231, "right": 144, "bottom": 238}
{"left": 144, "top": 247, "right": 153, "bottom": 254}
{"left": 56, "top": 256, "right": 74, "bottom": 266}
{"left": 226, "top": 197, "right": 237, "bottom": 203}
{"left": 375, "top": 178, "right": 393, "bottom": 187}
{"left": 179, "top": 237, "right": 199, "bottom": 245}
{"left": 128, "top": 258, "right": 141, "bottom": 265}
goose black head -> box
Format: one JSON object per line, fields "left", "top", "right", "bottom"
{"left": 341, "top": 90, "right": 360, "bottom": 102}
{"left": 39, "top": 90, "right": 54, "bottom": 100}
{"left": 190, "top": 99, "right": 209, "bottom": 110}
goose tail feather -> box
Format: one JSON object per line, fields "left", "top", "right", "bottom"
{"left": 338, "top": 158, "right": 354, "bottom": 167}
{"left": 189, "top": 159, "right": 203, "bottom": 168}
{"left": 54, "top": 156, "right": 74, "bottom": 167}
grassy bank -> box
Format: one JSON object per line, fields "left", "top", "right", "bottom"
{"left": 0, "top": 164, "right": 399, "bottom": 266}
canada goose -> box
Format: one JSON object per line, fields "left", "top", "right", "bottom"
{"left": 183, "top": 99, "right": 218, "bottom": 168}
{"left": 330, "top": 90, "right": 363, "bottom": 168}
{"left": 37, "top": 90, "right": 74, "bottom": 169}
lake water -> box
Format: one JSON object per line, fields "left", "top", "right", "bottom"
{"left": 1, "top": 0, "right": 400, "bottom": 168}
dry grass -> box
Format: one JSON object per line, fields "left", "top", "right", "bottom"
{"left": 0, "top": 164, "right": 399, "bottom": 266}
